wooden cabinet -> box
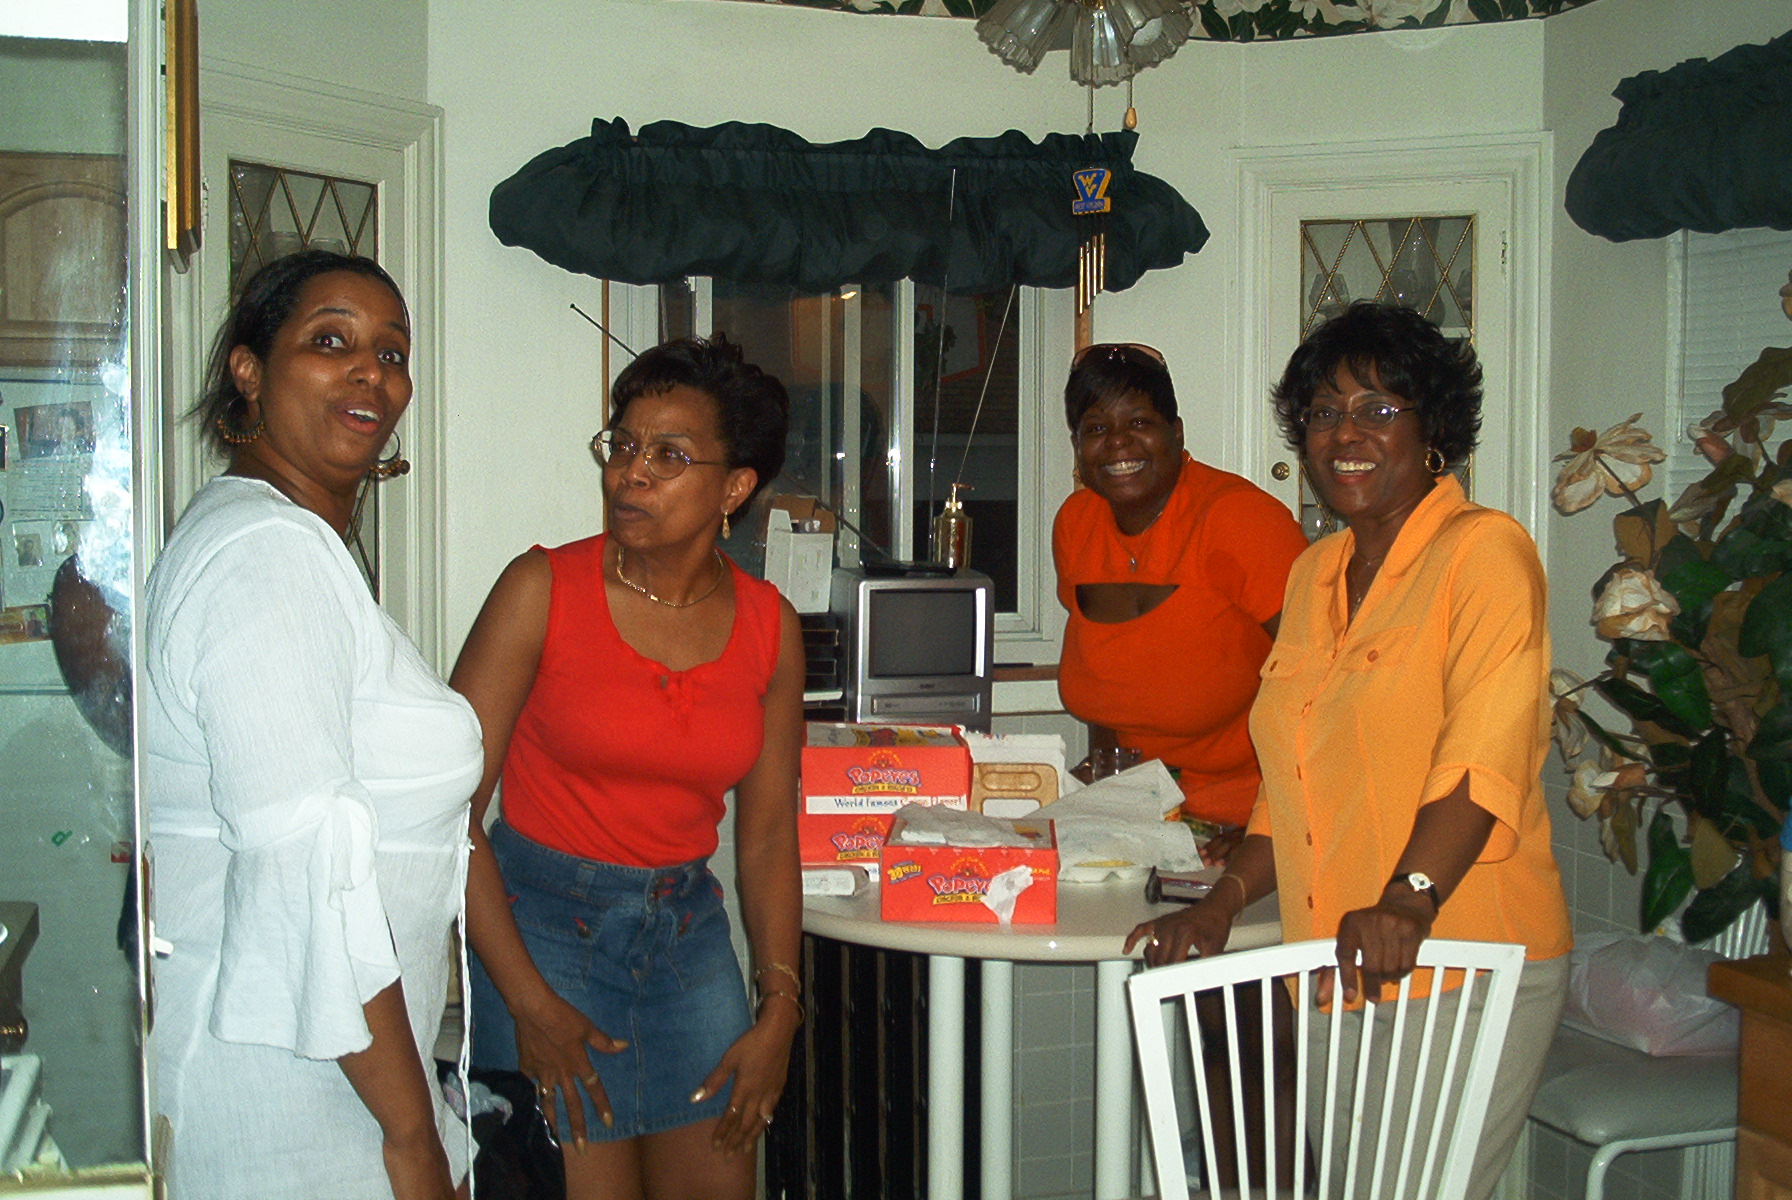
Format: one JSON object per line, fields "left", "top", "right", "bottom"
{"left": 0, "top": 152, "right": 127, "bottom": 368}
{"left": 1711, "top": 955, "right": 1792, "bottom": 1200}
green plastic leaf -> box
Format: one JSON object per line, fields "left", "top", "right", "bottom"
{"left": 1641, "top": 809, "right": 1694, "bottom": 932}
{"left": 1739, "top": 572, "right": 1792, "bottom": 692}
{"left": 1720, "top": 345, "right": 1792, "bottom": 422}
{"left": 1750, "top": 702, "right": 1792, "bottom": 762}
{"left": 1680, "top": 861, "right": 1773, "bottom": 944}
{"left": 1466, "top": 0, "right": 1503, "bottom": 19}
{"left": 1685, "top": 729, "right": 1730, "bottom": 823}
{"left": 1575, "top": 709, "right": 1634, "bottom": 761}
{"left": 1594, "top": 677, "right": 1699, "bottom": 740}
{"left": 1626, "top": 641, "right": 1713, "bottom": 731}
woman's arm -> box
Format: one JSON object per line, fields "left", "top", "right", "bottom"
{"left": 693, "top": 597, "right": 804, "bottom": 1157}
{"left": 1329, "top": 773, "right": 1495, "bottom": 1004}
{"left": 449, "top": 551, "right": 626, "bottom": 1147}
{"left": 339, "top": 982, "right": 454, "bottom": 1200}
{"left": 1124, "top": 832, "right": 1278, "bottom": 967}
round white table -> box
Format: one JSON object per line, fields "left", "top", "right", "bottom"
{"left": 802, "top": 875, "right": 1283, "bottom": 1200}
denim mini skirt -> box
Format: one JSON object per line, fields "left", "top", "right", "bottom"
{"left": 469, "top": 821, "right": 751, "bottom": 1142}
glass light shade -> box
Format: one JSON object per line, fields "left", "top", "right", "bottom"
{"left": 1109, "top": 0, "right": 1192, "bottom": 70}
{"left": 976, "top": 0, "right": 1073, "bottom": 74}
{"left": 1069, "top": 1, "right": 1134, "bottom": 87}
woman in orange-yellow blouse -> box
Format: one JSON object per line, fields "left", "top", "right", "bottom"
{"left": 1128, "top": 303, "right": 1569, "bottom": 1200}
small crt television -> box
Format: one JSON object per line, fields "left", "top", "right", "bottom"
{"left": 830, "top": 566, "right": 995, "bottom": 732}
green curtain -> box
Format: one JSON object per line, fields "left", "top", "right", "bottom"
{"left": 488, "top": 118, "right": 1208, "bottom": 294}
{"left": 1565, "top": 30, "right": 1792, "bottom": 242}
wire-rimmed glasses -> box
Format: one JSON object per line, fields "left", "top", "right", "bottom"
{"left": 1301, "top": 401, "right": 1414, "bottom": 433}
{"left": 590, "top": 430, "right": 729, "bottom": 480}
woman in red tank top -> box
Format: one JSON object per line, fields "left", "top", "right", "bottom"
{"left": 452, "top": 337, "right": 803, "bottom": 1200}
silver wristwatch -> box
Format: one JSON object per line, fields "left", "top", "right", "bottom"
{"left": 1390, "top": 871, "right": 1440, "bottom": 911}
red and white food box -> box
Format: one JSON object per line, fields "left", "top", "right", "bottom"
{"left": 879, "top": 816, "right": 1059, "bottom": 924}
{"left": 799, "top": 723, "right": 972, "bottom": 873}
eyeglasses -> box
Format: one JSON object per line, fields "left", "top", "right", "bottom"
{"left": 1072, "top": 342, "right": 1167, "bottom": 368}
{"left": 590, "top": 430, "right": 729, "bottom": 480}
{"left": 1302, "top": 402, "right": 1414, "bottom": 433}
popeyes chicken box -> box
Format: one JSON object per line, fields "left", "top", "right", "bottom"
{"left": 800, "top": 723, "right": 971, "bottom": 874}
{"left": 880, "top": 805, "right": 1058, "bottom": 924}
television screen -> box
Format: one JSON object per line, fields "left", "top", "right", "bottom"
{"left": 868, "top": 589, "right": 978, "bottom": 678}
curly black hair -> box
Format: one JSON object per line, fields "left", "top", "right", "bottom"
{"left": 194, "top": 250, "right": 407, "bottom": 457}
{"left": 1270, "top": 301, "right": 1482, "bottom": 469}
{"left": 610, "top": 335, "right": 790, "bottom": 507}
{"left": 1063, "top": 343, "right": 1177, "bottom": 433}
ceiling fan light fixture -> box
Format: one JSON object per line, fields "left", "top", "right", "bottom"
{"left": 1109, "top": 0, "right": 1192, "bottom": 69}
{"left": 975, "top": 0, "right": 1074, "bottom": 75}
{"left": 1069, "top": 0, "right": 1135, "bottom": 88}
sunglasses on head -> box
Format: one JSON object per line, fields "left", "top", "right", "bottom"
{"left": 1072, "top": 342, "right": 1168, "bottom": 369}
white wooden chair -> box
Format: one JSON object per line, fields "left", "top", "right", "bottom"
{"left": 1128, "top": 938, "right": 1526, "bottom": 1200}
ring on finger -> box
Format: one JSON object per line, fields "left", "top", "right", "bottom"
{"left": 582, "top": 1073, "right": 600, "bottom": 1086}
{"left": 1148, "top": 933, "right": 1161, "bottom": 947}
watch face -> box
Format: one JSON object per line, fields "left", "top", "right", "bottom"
{"left": 1408, "top": 872, "right": 1436, "bottom": 892}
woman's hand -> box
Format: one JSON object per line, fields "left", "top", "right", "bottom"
{"left": 512, "top": 989, "right": 628, "bottom": 1147}
{"left": 380, "top": 1126, "right": 456, "bottom": 1200}
{"left": 692, "top": 1000, "right": 800, "bottom": 1157}
{"left": 1199, "top": 826, "right": 1245, "bottom": 867}
{"left": 1324, "top": 888, "right": 1436, "bottom": 1006}
{"left": 1125, "top": 894, "right": 1238, "bottom": 967}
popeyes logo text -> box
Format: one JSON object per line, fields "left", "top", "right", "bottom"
{"left": 829, "top": 818, "right": 887, "bottom": 860}
{"left": 845, "top": 749, "right": 921, "bottom": 794}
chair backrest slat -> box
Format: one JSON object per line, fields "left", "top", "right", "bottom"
{"left": 1128, "top": 938, "right": 1526, "bottom": 1200}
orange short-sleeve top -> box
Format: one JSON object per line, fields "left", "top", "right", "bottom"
{"left": 1054, "top": 454, "right": 1308, "bottom": 825}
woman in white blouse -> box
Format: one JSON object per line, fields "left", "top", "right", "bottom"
{"left": 144, "top": 251, "right": 481, "bottom": 1200}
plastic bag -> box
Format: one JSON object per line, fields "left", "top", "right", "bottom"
{"left": 1562, "top": 932, "right": 1739, "bottom": 1057}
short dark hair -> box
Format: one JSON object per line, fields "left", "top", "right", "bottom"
{"left": 611, "top": 335, "right": 789, "bottom": 506}
{"left": 1271, "top": 301, "right": 1482, "bottom": 468}
{"left": 1064, "top": 344, "right": 1177, "bottom": 432}
{"left": 195, "top": 250, "right": 408, "bottom": 456}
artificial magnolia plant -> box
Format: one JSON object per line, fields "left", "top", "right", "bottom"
{"left": 1549, "top": 274, "right": 1792, "bottom": 942}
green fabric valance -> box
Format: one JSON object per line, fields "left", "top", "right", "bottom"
{"left": 488, "top": 118, "right": 1208, "bottom": 294}
{"left": 1565, "top": 29, "right": 1792, "bottom": 242}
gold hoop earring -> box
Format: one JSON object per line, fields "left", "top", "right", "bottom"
{"left": 216, "top": 412, "right": 264, "bottom": 446}
{"left": 721, "top": 511, "right": 732, "bottom": 540}
{"left": 371, "top": 433, "right": 411, "bottom": 480}
{"left": 1425, "top": 447, "right": 1447, "bottom": 475}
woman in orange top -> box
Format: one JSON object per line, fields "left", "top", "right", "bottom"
{"left": 1129, "top": 303, "right": 1570, "bottom": 1200}
{"left": 1054, "top": 343, "right": 1307, "bottom": 833}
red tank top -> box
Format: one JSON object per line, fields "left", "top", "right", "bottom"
{"left": 500, "top": 534, "right": 784, "bottom": 866}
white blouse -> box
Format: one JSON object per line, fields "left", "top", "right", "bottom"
{"left": 144, "top": 476, "right": 482, "bottom": 1200}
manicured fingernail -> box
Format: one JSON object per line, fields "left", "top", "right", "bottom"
{"left": 613, "top": 1040, "right": 628, "bottom": 1050}
{"left": 691, "top": 1088, "right": 708, "bottom": 1103}
{"left": 574, "top": 1137, "right": 587, "bottom": 1155}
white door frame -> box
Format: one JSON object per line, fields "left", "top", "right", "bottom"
{"left": 160, "top": 61, "right": 447, "bottom": 662}
{"left": 1231, "top": 134, "right": 1552, "bottom": 544}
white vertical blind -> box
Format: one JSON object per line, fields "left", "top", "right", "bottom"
{"left": 1671, "top": 228, "right": 1792, "bottom": 498}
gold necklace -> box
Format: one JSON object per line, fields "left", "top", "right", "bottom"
{"left": 616, "top": 546, "right": 726, "bottom": 609}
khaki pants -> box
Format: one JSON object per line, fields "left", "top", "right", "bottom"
{"left": 1304, "top": 954, "right": 1568, "bottom": 1200}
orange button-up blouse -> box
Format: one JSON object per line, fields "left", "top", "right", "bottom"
{"left": 1246, "top": 476, "right": 1571, "bottom": 961}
